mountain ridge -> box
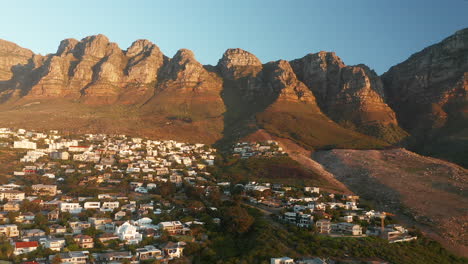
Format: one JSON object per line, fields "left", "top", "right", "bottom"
{"left": 0, "top": 28, "right": 466, "bottom": 166}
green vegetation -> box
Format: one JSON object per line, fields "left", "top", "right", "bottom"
{"left": 357, "top": 123, "right": 409, "bottom": 144}
{"left": 188, "top": 205, "right": 467, "bottom": 264}
{"left": 209, "top": 155, "right": 331, "bottom": 188}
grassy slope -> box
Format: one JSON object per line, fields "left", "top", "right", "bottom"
{"left": 0, "top": 94, "right": 225, "bottom": 144}
{"left": 211, "top": 156, "right": 338, "bottom": 190}
{"left": 256, "top": 101, "right": 389, "bottom": 150}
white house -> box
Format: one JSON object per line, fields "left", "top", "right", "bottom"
{"left": 14, "top": 140, "right": 37, "bottom": 150}
{"left": 45, "top": 238, "right": 66, "bottom": 251}
{"left": 60, "top": 203, "right": 83, "bottom": 214}
{"left": 115, "top": 221, "right": 143, "bottom": 245}
{"left": 101, "top": 201, "right": 120, "bottom": 212}
{"left": 84, "top": 202, "right": 101, "bottom": 210}
{"left": 271, "top": 257, "right": 294, "bottom": 264}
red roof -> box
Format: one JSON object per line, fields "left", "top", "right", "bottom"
{"left": 15, "top": 241, "right": 38, "bottom": 248}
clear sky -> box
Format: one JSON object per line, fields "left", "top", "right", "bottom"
{"left": 1, "top": 0, "right": 467, "bottom": 74}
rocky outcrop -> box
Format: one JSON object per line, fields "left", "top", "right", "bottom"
{"left": 263, "top": 60, "right": 316, "bottom": 103}
{"left": 28, "top": 55, "right": 73, "bottom": 97}
{"left": 28, "top": 34, "right": 119, "bottom": 99}
{"left": 161, "top": 49, "right": 207, "bottom": 84}
{"left": 125, "top": 39, "right": 165, "bottom": 84}
{"left": 142, "top": 48, "right": 225, "bottom": 122}
{"left": 0, "top": 34, "right": 171, "bottom": 104}
{"left": 290, "top": 52, "right": 406, "bottom": 142}
{"left": 0, "top": 39, "right": 34, "bottom": 81}
{"left": 217, "top": 48, "right": 262, "bottom": 80}
{"left": 382, "top": 28, "right": 468, "bottom": 132}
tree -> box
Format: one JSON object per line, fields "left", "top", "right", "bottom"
{"left": 223, "top": 206, "right": 254, "bottom": 235}
{"left": 6, "top": 211, "right": 19, "bottom": 224}
{"left": 51, "top": 254, "right": 62, "bottom": 264}
{"left": 159, "top": 182, "right": 176, "bottom": 198}
{"left": 0, "top": 239, "right": 13, "bottom": 259}
{"left": 207, "top": 189, "right": 221, "bottom": 207}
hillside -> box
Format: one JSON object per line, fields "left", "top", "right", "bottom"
{"left": 314, "top": 148, "right": 468, "bottom": 257}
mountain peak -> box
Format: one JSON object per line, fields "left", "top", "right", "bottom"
{"left": 217, "top": 48, "right": 262, "bottom": 80}
{"left": 173, "top": 48, "right": 196, "bottom": 62}
{"left": 126, "top": 39, "right": 156, "bottom": 57}
{"left": 73, "top": 34, "right": 112, "bottom": 59}
{"left": 56, "top": 38, "right": 79, "bottom": 56}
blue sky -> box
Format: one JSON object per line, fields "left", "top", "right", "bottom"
{"left": 1, "top": 0, "right": 467, "bottom": 74}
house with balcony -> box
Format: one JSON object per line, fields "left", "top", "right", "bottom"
{"left": 74, "top": 234, "right": 94, "bottom": 248}
{"left": 0, "top": 224, "right": 19, "bottom": 237}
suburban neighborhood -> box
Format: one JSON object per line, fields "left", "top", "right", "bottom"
{"left": 0, "top": 128, "right": 418, "bottom": 263}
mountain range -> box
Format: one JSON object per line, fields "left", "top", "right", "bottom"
{"left": 0, "top": 28, "right": 467, "bottom": 167}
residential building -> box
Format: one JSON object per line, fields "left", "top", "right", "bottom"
{"left": 14, "top": 241, "right": 39, "bottom": 255}
{"left": 0, "top": 190, "right": 25, "bottom": 201}
{"left": 161, "top": 242, "right": 184, "bottom": 259}
{"left": 84, "top": 201, "right": 100, "bottom": 210}
{"left": 22, "top": 229, "right": 46, "bottom": 238}
{"left": 94, "top": 251, "right": 133, "bottom": 263}
{"left": 45, "top": 238, "right": 66, "bottom": 251}
{"left": 331, "top": 222, "right": 363, "bottom": 236}
{"left": 101, "top": 201, "right": 119, "bottom": 212}
{"left": 2, "top": 201, "right": 20, "bottom": 211}
{"left": 74, "top": 234, "right": 94, "bottom": 248}
{"left": 115, "top": 221, "right": 143, "bottom": 244}
{"left": 13, "top": 140, "right": 37, "bottom": 150}
{"left": 98, "top": 233, "right": 119, "bottom": 244}
{"left": 51, "top": 251, "right": 89, "bottom": 264}
{"left": 48, "top": 209, "right": 60, "bottom": 221}
{"left": 271, "top": 257, "right": 295, "bottom": 264}
{"left": 0, "top": 224, "right": 19, "bottom": 237}
{"left": 49, "top": 224, "right": 66, "bottom": 234}
{"left": 158, "top": 221, "right": 188, "bottom": 235}
{"left": 60, "top": 202, "right": 83, "bottom": 214}
{"left": 136, "top": 245, "right": 163, "bottom": 260}
{"left": 32, "top": 184, "right": 57, "bottom": 196}
{"left": 316, "top": 219, "right": 331, "bottom": 234}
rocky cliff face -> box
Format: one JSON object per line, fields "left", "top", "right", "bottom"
{"left": 1, "top": 34, "right": 167, "bottom": 104}
{"left": 263, "top": 60, "right": 316, "bottom": 103}
{"left": 382, "top": 28, "right": 468, "bottom": 132}
{"left": 217, "top": 49, "right": 317, "bottom": 105}
{"left": 0, "top": 39, "right": 33, "bottom": 81}
{"left": 218, "top": 48, "right": 262, "bottom": 80}
{"left": 381, "top": 28, "right": 468, "bottom": 167}
{"left": 290, "top": 52, "right": 406, "bottom": 142}
{"left": 142, "top": 47, "right": 225, "bottom": 125}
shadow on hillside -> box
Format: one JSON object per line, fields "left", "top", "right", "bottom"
{"left": 213, "top": 70, "right": 279, "bottom": 151}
